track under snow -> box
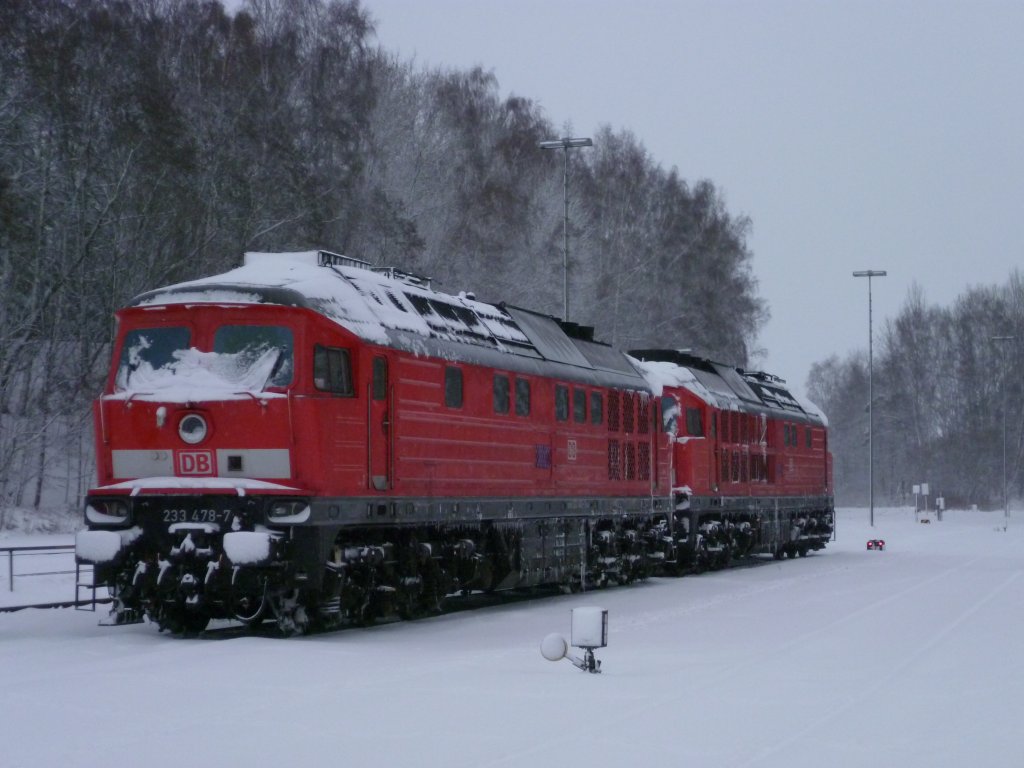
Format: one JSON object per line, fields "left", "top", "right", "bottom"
{"left": 2, "top": 507, "right": 1022, "bottom": 768}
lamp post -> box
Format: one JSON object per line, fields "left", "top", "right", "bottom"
{"left": 992, "top": 335, "right": 1015, "bottom": 531}
{"left": 539, "top": 136, "right": 593, "bottom": 321}
{"left": 853, "top": 270, "right": 887, "bottom": 527}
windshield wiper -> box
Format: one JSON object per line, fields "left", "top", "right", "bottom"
{"left": 261, "top": 348, "right": 284, "bottom": 391}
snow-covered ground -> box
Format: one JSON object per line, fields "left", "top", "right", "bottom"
{"left": 2, "top": 507, "right": 1022, "bottom": 768}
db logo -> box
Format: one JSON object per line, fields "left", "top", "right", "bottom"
{"left": 176, "top": 450, "right": 215, "bottom": 476}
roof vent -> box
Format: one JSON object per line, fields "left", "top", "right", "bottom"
{"left": 629, "top": 348, "right": 705, "bottom": 367}
{"left": 371, "top": 266, "right": 432, "bottom": 290}
{"left": 740, "top": 369, "right": 785, "bottom": 384}
{"left": 557, "top": 320, "right": 596, "bottom": 342}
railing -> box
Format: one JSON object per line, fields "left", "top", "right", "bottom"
{"left": 1, "top": 544, "right": 104, "bottom": 611}
{"left": 3, "top": 544, "right": 77, "bottom": 592}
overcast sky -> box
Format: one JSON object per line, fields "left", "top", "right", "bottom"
{"left": 360, "top": 0, "right": 1023, "bottom": 390}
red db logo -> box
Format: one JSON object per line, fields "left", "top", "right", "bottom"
{"left": 176, "top": 450, "right": 215, "bottom": 476}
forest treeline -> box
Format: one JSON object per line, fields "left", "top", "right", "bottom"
{"left": 809, "top": 277, "right": 1024, "bottom": 509}
{"left": 0, "top": 0, "right": 763, "bottom": 510}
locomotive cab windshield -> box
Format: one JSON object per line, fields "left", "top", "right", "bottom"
{"left": 115, "top": 322, "right": 295, "bottom": 395}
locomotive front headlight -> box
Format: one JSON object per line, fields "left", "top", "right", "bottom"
{"left": 267, "top": 500, "right": 311, "bottom": 523}
{"left": 178, "top": 413, "right": 208, "bottom": 445}
{"left": 86, "top": 498, "right": 130, "bottom": 524}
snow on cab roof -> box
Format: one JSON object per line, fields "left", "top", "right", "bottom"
{"left": 133, "top": 250, "right": 540, "bottom": 347}
{"left": 129, "top": 250, "right": 647, "bottom": 390}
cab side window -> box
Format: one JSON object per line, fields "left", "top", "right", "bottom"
{"left": 313, "top": 346, "right": 353, "bottom": 395}
{"left": 685, "top": 408, "right": 703, "bottom": 436}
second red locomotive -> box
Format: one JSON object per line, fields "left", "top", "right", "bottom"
{"left": 76, "top": 250, "right": 833, "bottom": 634}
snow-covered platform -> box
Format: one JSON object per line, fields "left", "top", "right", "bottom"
{"left": 2, "top": 507, "right": 1021, "bottom": 768}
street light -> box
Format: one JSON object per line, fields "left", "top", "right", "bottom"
{"left": 992, "top": 334, "right": 1015, "bottom": 531}
{"left": 539, "top": 136, "right": 593, "bottom": 321}
{"left": 853, "top": 269, "right": 887, "bottom": 527}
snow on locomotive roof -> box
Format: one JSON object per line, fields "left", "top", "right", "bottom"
{"left": 631, "top": 349, "right": 825, "bottom": 425}
{"left": 128, "top": 251, "right": 827, "bottom": 420}
{"left": 631, "top": 358, "right": 718, "bottom": 403}
{"left": 792, "top": 389, "right": 828, "bottom": 426}
{"left": 129, "top": 251, "right": 647, "bottom": 390}
{"left": 133, "top": 251, "right": 536, "bottom": 348}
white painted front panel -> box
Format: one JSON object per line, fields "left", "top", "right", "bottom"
{"left": 111, "top": 448, "right": 291, "bottom": 479}
{"left": 112, "top": 450, "right": 174, "bottom": 478}
{"left": 216, "top": 449, "right": 291, "bottom": 479}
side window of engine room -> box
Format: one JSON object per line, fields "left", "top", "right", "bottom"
{"left": 573, "top": 388, "right": 587, "bottom": 423}
{"left": 445, "top": 366, "right": 464, "bottom": 408}
{"left": 493, "top": 374, "right": 510, "bottom": 414}
{"left": 590, "top": 391, "right": 603, "bottom": 425}
{"left": 515, "top": 377, "right": 531, "bottom": 416}
{"left": 555, "top": 384, "right": 569, "bottom": 421}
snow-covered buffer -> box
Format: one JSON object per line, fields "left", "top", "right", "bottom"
{"left": 223, "top": 530, "right": 284, "bottom": 566}
{"left": 75, "top": 527, "right": 142, "bottom": 564}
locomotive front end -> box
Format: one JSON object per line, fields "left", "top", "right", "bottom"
{"left": 77, "top": 298, "right": 317, "bottom": 633}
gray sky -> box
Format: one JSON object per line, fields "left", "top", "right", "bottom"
{"left": 360, "top": 0, "right": 1023, "bottom": 390}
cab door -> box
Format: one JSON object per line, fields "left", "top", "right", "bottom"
{"left": 368, "top": 355, "right": 391, "bottom": 490}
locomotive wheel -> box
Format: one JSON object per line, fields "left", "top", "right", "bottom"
{"left": 396, "top": 591, "right": 419, "bottom": 621}
{"left": 182, "top": 611, "right": 211, "bottom": 634}
{"left": 242, "top": 616, "right": 267, "bottom": 633}
{"left": 269, "top": 590, "right": 311, "bottom": 635}
{"left": 156, "top": 604, "right": 210, "bottom": 635}
{"left": 357, "top": 609, "right": 375, "bottom": 627}
{"left": 396, "top": 585, "right": 439, "bottom": 620}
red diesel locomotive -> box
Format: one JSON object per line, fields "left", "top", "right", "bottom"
{"left": 75, "top": 251, "right": 833, "bottom": 634}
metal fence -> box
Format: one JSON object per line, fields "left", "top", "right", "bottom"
{"left": 2, "top": 544, "right": 79, "bottom": 591}
{"left": 0, "top": 543, "right": 107, "bottom": 611}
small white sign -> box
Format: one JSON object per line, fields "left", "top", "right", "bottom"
{"left": 571, "top": 607, "right": 608, "bottom": 648}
